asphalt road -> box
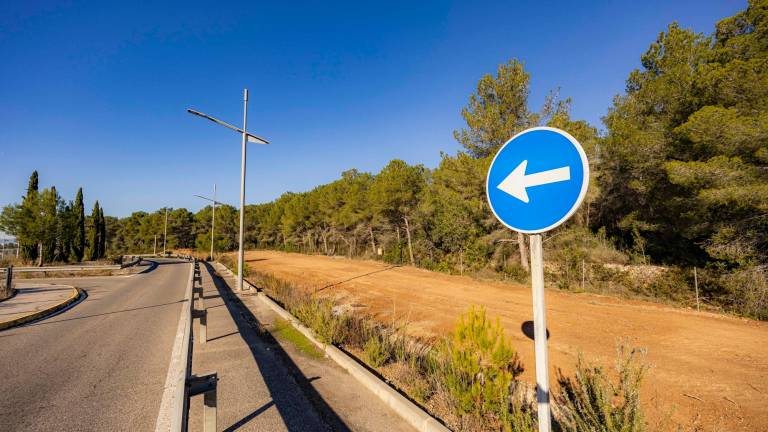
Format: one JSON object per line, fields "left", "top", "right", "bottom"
{"left": 0, "top": 259, "right": 189, "bottom": 431}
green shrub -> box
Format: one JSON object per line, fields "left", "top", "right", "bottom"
{"left": 497, "top": 262, "right": 529, "bottom": 283}
{"left": 719, "top": 265, "right": 768, "bottom": 320}
{"left": 364, "top": 333, "right": 391, "bottom": 367}
{"left": 219, "top": 254, "right": 250, "bottom": 277}
{"left": 292, "top": 296, "right": 347, "bottom": 345}
{"left": 438, "top": 306, "right": 526, "bottom": 427}
{"left": 555, "top": 343, "right": 647, "bottom": 432}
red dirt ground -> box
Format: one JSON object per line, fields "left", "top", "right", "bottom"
{"left": 243, "top": 250, "right": 768, "bottom": 431}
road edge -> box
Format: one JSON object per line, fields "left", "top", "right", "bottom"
{"left": 155, "top": 261, "right": 194, "bottom": 432}
{"left": 214, "top": 262, "right": 450, "bottom": 432}
{"left": 0, "top": 285, "right": 83, "bottom": 331}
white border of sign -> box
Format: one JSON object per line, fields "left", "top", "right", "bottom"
{"left": 485, "top": 126, "right": 590, "bottom": 234}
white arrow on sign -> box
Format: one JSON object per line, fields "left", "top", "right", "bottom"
{"left": 497, "top": 160, "right": 571, "bottom": 203}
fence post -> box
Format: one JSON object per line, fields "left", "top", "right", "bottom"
{"left": 694, "top": 267, "right": 700, "bottom": 312}
{"left": 5, "top": 265, "right": 12, "bottom": 297}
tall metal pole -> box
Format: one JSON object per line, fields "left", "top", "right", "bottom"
{"left": 211, "top": 183, "right": 216, "bottom": 260}
{"left": 237, "top": 89, "right": 248, "bottom": 291}
{"left": 529, "top": 234, "right": 551, "bottom": 432}
{"left": 163, "top": 208, "right": 168, "bottom": 254}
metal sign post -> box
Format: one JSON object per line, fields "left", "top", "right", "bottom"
{"left": 486, "top": 127, "right": 590, "bottom": 432}
{"left": 529, "top": 233, "right": 550, "bottom": 429}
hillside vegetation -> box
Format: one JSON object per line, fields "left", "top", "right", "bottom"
{"left": 100, "top": 1, "right": 766, "bottom": 320}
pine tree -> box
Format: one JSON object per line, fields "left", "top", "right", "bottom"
{"left": 453, "top": 60, "right": 540, "bottom": 270}
{"left": 73, "top": 188, "right": 85, "bottom": 262}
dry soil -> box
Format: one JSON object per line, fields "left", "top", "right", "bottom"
{"left": 242, "top": 250, "right": 768, "bottom": 431}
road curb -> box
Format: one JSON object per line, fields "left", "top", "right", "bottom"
{"left": 0, "top": 285, "right": 83, "bottom": 331}
{"left": 0, "top": 288, "right": 18, "bottom": 303}
{"left": 214, "top": 262, "right": 450, "bottom": 432}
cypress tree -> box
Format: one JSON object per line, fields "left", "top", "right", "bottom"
{"left": 39, "top": 186, "right": 59, "bottom": 264}
{"left": 88, "top": 201, "right": 101, "bottom": 261}
{"left": 73, "top": 188, "right": 85, "bottom": 262}
{"left": 98, "top": 206, "right": 106, "bottom": 258}
{"left": 27, "top": 171, "right": 39, "bottom": 195}
{"left": 19, "top": 171, "right": 40, "bottom": 262}
{"left": 58, "top": 203, "right": 73, "bottom": 262}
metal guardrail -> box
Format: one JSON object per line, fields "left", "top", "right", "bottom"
{"left": 156, "top": 257, "right": 217, "bottom": 432}
{"left": 9, "top": 255, "right": 144, "bottom": 273}
{"left": 12, "top": 264, "right": 121, "bottom": 273}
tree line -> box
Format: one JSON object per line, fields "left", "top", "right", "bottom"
{"left": 0, "top": 171, "right": 107, "bottom": 265}
{"left": 8, "top": 2, "right": 765, "bottom": 318}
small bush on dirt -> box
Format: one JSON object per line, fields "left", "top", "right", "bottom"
{"left": 496, "top": 262, "right": 529, "bottom": 283}
{"left": 438, "top": 306, "right": 526, "bottom": 428}
{"left": 555, "top": 343, "right": 647, "bottom": 432}
{"left": 219, "top": 254, "right": 250, "bottom": 277}
{"left": 719, "top": 265, "right": 768, "bottom": 320}
{"left": 292, "top": 296, "right": 347, "bottom": 345}
{"left": 364, "top": 333, "right": 391, "bottom": 367}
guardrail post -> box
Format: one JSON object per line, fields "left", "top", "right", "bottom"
{"left": 192, "top": 261, "right": 207, "bottom": 344}
{"left": 188, "top": 372, "right": 218, "bottom": 432}
{"left": 193, "top": 308, "right": 207, "bottom": 344}
{"left": 5, "top": 265, "right": 12, "bottom": 295}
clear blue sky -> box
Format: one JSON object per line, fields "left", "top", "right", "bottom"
{"left": 1, "top": 0, "right": 744, "bottom": 217}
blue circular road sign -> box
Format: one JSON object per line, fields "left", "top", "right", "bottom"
{"left": 486, "top": 127, "right": 589, "bottom": 234}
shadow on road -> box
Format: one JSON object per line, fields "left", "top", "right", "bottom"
{"left": 204, "top": 262, "right": 352, "bottom": 432}
{"left": 25, "top": 299, "right": 185, "bottom": 327}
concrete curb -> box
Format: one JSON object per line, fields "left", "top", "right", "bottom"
{"left": 0, "top": 288, "right": 18, "bottom": 303}
{"left": 0, "top": 285, "right": 83, "bottom": 331}
{"left": 214, "top": 262, "right": 450, "bottom": 432}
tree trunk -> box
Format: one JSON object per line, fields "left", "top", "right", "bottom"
{"left": 369, "top": 225, "right": 376, "bottom": 255}
{"left": 37, "top": 242, "right": 43, "bottom": 267}
{"left": 403, "top": 216, "right": 415, "bottom": 266}
{"left": 322, "top": 232, "right": 329, "bottom": 255}
{"left": 517, "top": 232, "right": 529, "bottom": 271}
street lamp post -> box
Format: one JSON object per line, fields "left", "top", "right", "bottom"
{"left": 163, "top": 208, "right": 168, "bottom": 255}
{"left": 194, "top": 184, "right": 226, "bottom": 261}
{"left": 187, "top": 89, "right": 270, "bottom": 291}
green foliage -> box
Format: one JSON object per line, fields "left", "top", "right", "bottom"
{"left": 598, "top": 1, "right": 768, "bottom": 270}
{"left": 0, "top": 172, "right": 106, "bottom": 265}
{"left": 88, "top": 201, "right": 101, "bottom": 260}
{"left": 219, "top": 254, "right": 250, "bottom": 277}
{"left": 453, "top": 59, "right": 536, "bottom": 158}
{"left": 272, "top": 318, "right": 323, "bottom": 358}
{"left": 293, "top": 297, "right": 347, "bottom": 345}
{"left": 556, "top": 344, "right": 647, "bottom": 432}
{"left": 438, "top": 306, "right": 525, "bottom": 427}
{"left": 73, "top": 188, "right": 85, "bottom": 262}
{"left": 363, "top": 332, "right": 392, "bottom": 368}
